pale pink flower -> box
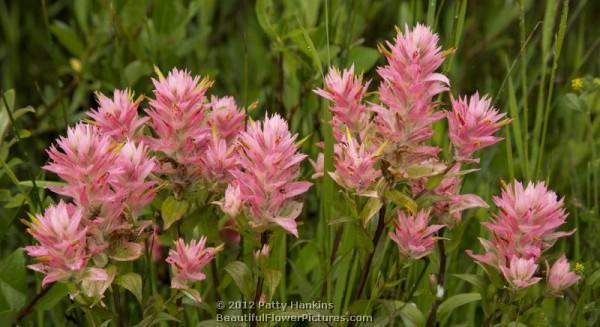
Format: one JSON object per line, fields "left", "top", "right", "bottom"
{"left": 200, "top": 138, "right": 239, "bottom": 183}
{"left": 44, "top": 124, "right": 120, "bottom": 209}
{"left": 87, "top": 89, "right": 148, "bottom": 142}
{"left": 113, "top": 141, "right": 157, "bottom": 216}
{"left": 207, "top": 96, "right": 246, "bottom": 142}
{"left": 213, "top": 183, "right": 242, "bottom": 217}
{"left": 499, "top": 256, "right": 541, "bottom": 289}
{"left": 389, "top": 209, "right": 444, "bottom": 259}
{"left": 546, "top": 256, "right": 581, "bottom": 294}
{"left": 373, "top": 24, "right": 448, "bottom": 161}
{"left": 78, "top": 267, "right": 115, "bottom": 305}
{"left": 166, "top": 237, "right": 216, "bottom": 290}
{"left": 447, "top": 93, "right": 507, "bottom": 160}
{"left": 468, "top": 181, "right": 572, "bottom": 272}
{"left": 415, "top": 164, "right": 488, "bottom": 227}
{"left": 231, "top": 114, "right": 312, "bottom": 237}
{"left": 330, "top": 138, "right": 381, "bottom": 195}
{"left": 309, "top": 153, "right": 324, "bottom": 179}
{"left": 145, "top": 68, "right": 211, "bottom": 164}
{"left": 314, "top": 66, "right": 370, "bottom": 137}
{"left": 24, "top": 201, "right": 88, "bottom": 286}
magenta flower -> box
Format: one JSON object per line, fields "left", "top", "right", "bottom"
{"left": 44, "top": 124, "right": 120, "bottom": 209}
{"left": 113, "top": 141, "right": 157, "bottom": 216}
{"left": 166, "top": 237, "right": 216, "bottom": 291}
{"left": 314, "top": 66, "right": 370, "bottom": 137}
{"left": 546, "top": 256, "right": 581, "bottom": 294}
{"left": 145, "top": 68, "right": 211, "bottom": 164}
{"left": 207, "top": 96, "right": 246, "bottom": 142}
{"left": 499, "top": 256, "right": 542, "bottom": 289}
{"left": 389, "top": 209, "right": 444, "bottom": 259}
{"left": 330, "top": 138, "right": 381, "bottom": 196}
{"left": 447, "top": 93, "right": 507, "bottom": 160}
{"left": 24, "top": 201, "right": 88, "bottom": 286}
{"left": 87, "top": 89, "right": 148, "bottom": 142}
{"left": 231, "top": 114, "right": 311, "bottom": 237}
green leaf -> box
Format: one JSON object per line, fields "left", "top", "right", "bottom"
{"left": 19, "top": 180, "right": 67, "bottom": 188}
{"left": 50, "top": 21, "right": 85, "bottom": 56}
{"left": 453, "top": 274, "right": 485, "bottom": 291}
{"left": 0, "top": 249, "right": 27, "bottom": 314}
{"left": 347, "top": 46, "right": 380, "bottom": 73}
{"left": 224, "top": 261, "right": 253, "bottom": 299}
{"left": 360, "top": 197, "right": 382, "bottom": 226}
{"left": 377, "top": 300, "right": 425, "bottom": 327}
{"left": 255, "top": 0, "right": 278, "bottom": 39}
{"left": 437, "top": 293, "right": 482, "bottom": 319}
{"left": 384, "top": 190, "right": 417, "bottom": 214}
{"left": 115, "top": 273, "right": 143, "bottom": 304}
{"left": 153, "top": 0, "right": 178, "bottom": 34}
{"left": 124, "top": 61, "right": 151, "bottom": 86}
{"left": 33, "top": 283, "right": 69, "bottom": 312}
{"left": 263, "top": 269, "right": 282, "bottom": 300}
{"left": 161, "top": 196, "right": 189, "bottom": 230}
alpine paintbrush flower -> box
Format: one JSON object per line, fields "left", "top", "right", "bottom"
{"left": 468, "top": 180, "right": 573, "bottom": 289}
{"left": 546, "top": 256, "right": 581, "bottom": 295}
{"left": 207, "top": 96, "right": 246, "bottom": 142}
{"left": 200, "top": 138, "right": 239, "bottom": 183}
{"left": 500, "top": 256, "right": 542, "bottom": 289}
{"left": 44, "top": 123, "right": 121, "bottom": 209}
{"left": 113, "top": 141, "right": 157, "bottom": 217}
{"left": 145, "top": 68, "right": 212, "bottom": 165}
{"left": 166, "top": 237, "right": 216, "bottom": 292}
{"left": 230, "top": 114, "right": 311, "bottom": 237}
{"left": 389, "top": 209, "right": 444, "bottom": 260}
{"left": 330, "top": 137, "right": 381, "bottom": 196}
{"left": 371, "top": 24, "right": 448, "bottom": 179}
{"left": 87, "top": 89, "right": 148, "bottom": 142}
{"left": 24, "top": 201, "right": 88, "bottom": 286}
{"left": 314, "top": 66, "right": 370, "bottom": 137}
{"left": 213, "top": 183, "right": 242, "bottom": 217}
{"left": 447, "top": 93, "right": 508, "bottom": 160}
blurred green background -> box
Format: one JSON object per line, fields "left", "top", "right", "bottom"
{"left": 1, "top": 0, "right": 600, "bottom": 325}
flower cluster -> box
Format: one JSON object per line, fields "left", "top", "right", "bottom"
{"left": 226, "top": 114, "right": 312, "bottom": 237}
{"left": 315, "top": 24, "right": 506, "bottom": 260}
{"left": 27, "top": 68, "right": 311, "bottom": 305}
{"left": 166, "top": 238, "right": 217, "bottom": 302}
{"left": 468, "top": 181, "right": 580, "bottom": 293}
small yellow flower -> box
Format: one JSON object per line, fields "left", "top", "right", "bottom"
{"left": 574, "top": 262, "right": 584, "bottom": 273}
{"left": 571, "top": 78, "right": 583, "bottom": 91}
{"left": 69, "top": 58, "right": 82, "bottom": 73}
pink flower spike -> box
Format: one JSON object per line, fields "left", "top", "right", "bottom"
{"left": 200, "top": 138, "right": 239, "bottom": 183}
{"left": 146, "top": 68, "right": 212, "bottom": 164}
{"left": 314, "top": 66, "right": 370, "bottom": 136}
{"left": 231, "top": 114, "right": 311, "bottom": 237}
{"left": 447, "top": 93, "right": 508, "bottom": 160}
{"left": 87, "top": 89, "right": 148, "bottom": 142}
{"left": 546, "top": 255, "right": 581, "bottom": 294}
{"left": 389, "top": 209, "right": 443, "bottom": 260}
{"left": 43, "top": 124, "right": 121, "bottom": 209}
{"left": 499, "top": 256, "right": 541, "bottom": 289}
{"left": 24, "top": 201, "right": 88, "bottom": 286}
{"left": 330, "top": 138, "right": 381, "bottom": 194}
{"left": 213, "top": 183, "right": 242, "bottom": 217}
{"left": 166, "top": 237, "right": 216, "bottom": 291}
{"left": 207, "top": 96, "right": 246, "bottom": 142}
{"left": 113, "top": 141, "right": 157, "bottom": 217}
